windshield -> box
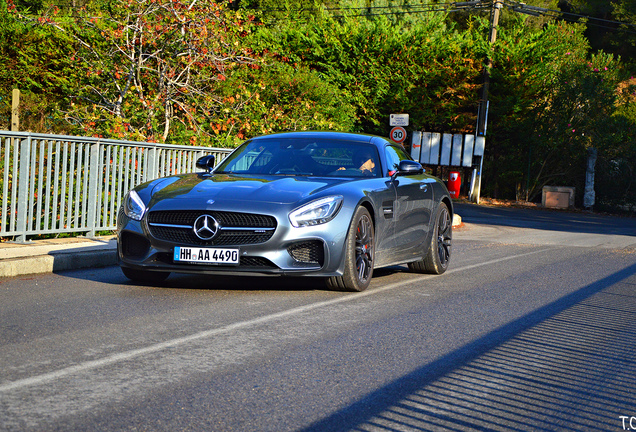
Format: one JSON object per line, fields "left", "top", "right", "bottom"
{"left": 215, "top": 138, "right": 381, "bottom": 178}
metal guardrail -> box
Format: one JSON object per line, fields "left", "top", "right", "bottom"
{"left": 0, "top": 131, "right": 232, "bottom": 242}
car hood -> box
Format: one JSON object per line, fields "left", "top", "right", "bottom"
{"left": 148, "top": 173, "right": 349, "bottom": 208}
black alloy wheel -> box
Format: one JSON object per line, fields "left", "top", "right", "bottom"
{"left": 435, "top": 203, "right": 452, "bottom": 270}
{"left": 408, "top": 202, "right": 452, "bottom": 275}
{"left": 326, "top": 206, "right": 375, "bottom": 292}
{"left": 354, "top": 210, "right": 374, "bottom": 284}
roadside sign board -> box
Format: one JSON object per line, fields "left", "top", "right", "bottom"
{"left": 390, "top": 126, "right": 407, "bottom": 144}
{"left": 389, "top": 114, "right": 409, "bottom": 127}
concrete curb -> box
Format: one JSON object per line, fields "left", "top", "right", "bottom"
{"left": 0, "top": 249, "right": 118, "bottom": 278}
{"left": 0, "top": 237, "right": 118, "bottom": 278}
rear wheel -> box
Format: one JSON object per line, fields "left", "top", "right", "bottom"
{"left": 121, "top": 266, "right": 170, "bottom": 283}
{"left": 408, "top": 202, "right": 452, "bottom": 274}
{"left": 326, "top": 207, "right": 374, "bottom": 292}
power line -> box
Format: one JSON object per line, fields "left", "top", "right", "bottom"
{"left": 331, "top": 5, "right": 490, "bottom": 19}
{"left": 258, "top": 1, "right": 636, "bottom": 32}
{"left": 259, "top": 1, "right": 489, "bottom": 16}
{"left": 14, "top": 0, "right": 636, "bottom": 34}
{"left": 505, "top": 0, "right": 636, "bottom": 31}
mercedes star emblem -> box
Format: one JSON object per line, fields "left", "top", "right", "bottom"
{"left": 193, "top": 214, "right": 219, "bottom": 241}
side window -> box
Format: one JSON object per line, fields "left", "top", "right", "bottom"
{"left": 384, "top": 145, "right": 414, "bottom": 176}
{"left": 393, "top": 145, "right": 412, "bottom": 162}
{"left": 384, "top": 145, "right": 407, "bottom": 176}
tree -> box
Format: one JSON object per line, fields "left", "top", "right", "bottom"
{"left": 251, "top": 10, "right": 485, "bottom": 135}
{"left": 0, "top": 0, "right": 76, "bottom": 132}
{"left": 486, "top": 19, "right": 623, "bottom": 201}
{"left": 558, "top": 0, "right": 636, "bottom": 64}
{"left": 214, "top": 63, "right": 356, "bottom": 143}
{"left": 53, "top": 0, "right": 260, "bottom": 145}
{"left": 592, "top": 76, "right": 636, "bottom": 211}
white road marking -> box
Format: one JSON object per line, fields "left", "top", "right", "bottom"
{"left": 0, "top": 247, "right": 551, "bottom": 393}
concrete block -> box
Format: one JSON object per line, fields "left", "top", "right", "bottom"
{"left": 542, "top": 186, "right": 575, "bottom": 209}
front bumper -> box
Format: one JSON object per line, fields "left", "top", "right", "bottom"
{"left": 117, "top": 206, "right": 352, "bottom": 278}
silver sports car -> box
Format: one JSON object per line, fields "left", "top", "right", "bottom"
{"left": 117, "top": 131, "right": 453, "bottom": 291}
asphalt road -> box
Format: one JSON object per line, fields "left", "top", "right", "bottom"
{"left": 1, "top": 203, "right": 635, "bottom": 432}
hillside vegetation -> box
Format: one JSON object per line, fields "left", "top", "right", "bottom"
{"left": 1, "top": 0, "right": 635, "bottom": 210}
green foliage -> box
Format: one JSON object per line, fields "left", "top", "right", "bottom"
{"left": 252, "top": 11, "right": 485, "bottom": 136}
{"left": 609, "top": 0, "right": 636, "bottom": 63}
{"left": 484, "top": 20, "right": 623, "bottom": 201}
{"left": 560, "top": 0, "right": 636, "bottom": 65}
{"left": 13, "top": 0, "right": 44, "bottom": 13}
{"left": 238, "top": 0, "right": 321, "bottom": 16}
{"left": 215, "top": 63, "right": 356, "bottom": 146}
{"left": 3, "top": 0, "right": 358, "bottom": 146}
{"left": 3, "top": 0, "right": 636, "bottom": 209}
{"left": 57, "top": 0, "right": 263, "bottom": 144}
{"left": 593, "top": 80, "right": 636, "bottom": 210}
{"left": 0, "top": 3, "right": 76, "bottom": 132}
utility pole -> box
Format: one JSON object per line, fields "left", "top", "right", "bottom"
{"left": 11, "top": 89, "right": 20, "bottom": 132}
{"left": 470, "top": 0, "right": 502, "bottom": 203}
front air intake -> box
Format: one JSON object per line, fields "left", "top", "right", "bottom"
{"left": 121, "top": 232, "right": 151, "bottom": 258}
{"left": 287, "top": 241, "right": 325, "bottom": 266}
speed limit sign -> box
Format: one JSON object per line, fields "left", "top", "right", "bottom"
{"left": 390, "top": 126, "right": 407, "bottom": 143}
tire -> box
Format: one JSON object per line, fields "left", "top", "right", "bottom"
{"left": 121, "top": 266, "right": 170, "bottom": 283}
{"left": 408, "top": 201, "right": 452, "bottom": 275}
{"left": 326, "top": 206, "right": 374, "bottom": 292}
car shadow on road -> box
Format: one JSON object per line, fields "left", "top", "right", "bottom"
{"left": 63, "top": 263, "right": 432, "bottom": 293}
{"left": 60, "top": 265, "right": 328, "bottom": 291}
{"left": 165, "top": 273, "right": 329, "bottom": 291}
{"left": 300, "top": 262, "right": 636, "bottom": 432}
{"left": 159, "top": 265, "right": 412, "bottom": 291}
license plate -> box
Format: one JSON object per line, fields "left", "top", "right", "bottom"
{"left": 173, "top": 247, "right": 239, "bottom": 265}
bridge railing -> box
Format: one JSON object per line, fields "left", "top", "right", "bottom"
{"left": 0, "top": 131, "right": 232, "bottom": 242}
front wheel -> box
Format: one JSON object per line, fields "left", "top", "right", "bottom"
{"left": 121, "top": 266, "right": 170, "bottom": 283}
{"left": 326, "top": 206, "right": 374, "bottom": 292}
{"left": 408, "top": 202, "right": 452, "bottom": 274}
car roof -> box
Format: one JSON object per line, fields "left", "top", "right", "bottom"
{"left": 249, "top": 131, "right": 391, "bottom": 148}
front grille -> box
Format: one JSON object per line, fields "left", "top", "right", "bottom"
{"left": 149, "top": 226, "right": 273, "bottom": 246}
{"left": 149, "top": 211, "right": 275, "bottom": 228}
{"left": 147, "top": 210, "right": 277, "bottom": 246}
{"left": 288, "top": 241, "right": 324, "bottom": 265}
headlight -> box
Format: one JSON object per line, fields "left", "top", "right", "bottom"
{"left": 123, "top": 190, "right": 147, "bottom": 221}
{"left": 289, "top": 196, "right": 343, "bottom": 228}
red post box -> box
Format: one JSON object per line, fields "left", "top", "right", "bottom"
{"left": 448, "top": 171, "right": 461, "bottom": 198}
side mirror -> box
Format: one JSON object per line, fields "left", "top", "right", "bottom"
{"left": 196, "top": 155, "right": 216, "bottom": 172}
{"left": 394, "top": 160, "right": 424, "bottom": 177}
